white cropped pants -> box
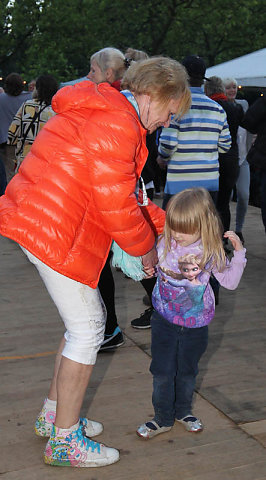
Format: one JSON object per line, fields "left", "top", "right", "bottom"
{"left": 21, "top": 247, "right": 106, "bottom": 365}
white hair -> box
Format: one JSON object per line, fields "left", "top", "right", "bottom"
{"left": 223, "top": 77, "right": 238, "bottom": 88}
{"left": 90, "top": 47, "right": 126, "bottom": 81}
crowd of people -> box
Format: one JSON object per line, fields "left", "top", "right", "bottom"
{"left": 0, "top": 46, "right": 264, "bottom": 468}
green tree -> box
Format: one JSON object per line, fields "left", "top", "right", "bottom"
{"left": 92, "top": 0, "right": 194, "bottom": 55}
{"left": 0, "top": 0, "right": 42, "bottom": 77}
{"left": 0, "top": 0, "right": 265, "bottom": 84}
{"left": 16, "top": 0, "right": 99, "bottom": 80}
{"left": 0, "top": 0, "right": 195, "bottom": 82}
{"left": 166, "top": 0, "right": 266, "bottom": 66}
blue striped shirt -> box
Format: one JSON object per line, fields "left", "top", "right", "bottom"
{"left": 158, "top": 87, "right": 231, "bottom": 194}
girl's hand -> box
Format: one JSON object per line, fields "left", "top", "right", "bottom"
{"left": 142, "top": 246, "right": 158, "bottom": 277}
{"left": 223, "top": 231, "right": 244, "bottom": 251}
{"left": 143, "top": 265, "right": 156, "bottom": 278}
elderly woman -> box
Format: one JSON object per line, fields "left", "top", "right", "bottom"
{"left": 88, "top": 46, "right": 126, "bottom": 90}
{"left": 88, "top": 47, "right": 162, "bottom": 348}
{"left": 0, "top": 57, "right": 190, "bottom": 468}
{"left": 87, "top": 47, "right": 132, "bottom": 351}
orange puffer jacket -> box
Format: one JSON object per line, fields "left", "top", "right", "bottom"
{"left": 0, "top": 81, "right": 165, "bottom": 287}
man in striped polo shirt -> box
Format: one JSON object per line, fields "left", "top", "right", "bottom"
{"left": 158, "top": 55, "right": 232, "bottom": 210}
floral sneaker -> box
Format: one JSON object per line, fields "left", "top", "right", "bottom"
{"left": 44, "top": 422, "right": 119, "bottom": 467}
{"left": 35, "top": 401, "right": 103, "bottom": 438}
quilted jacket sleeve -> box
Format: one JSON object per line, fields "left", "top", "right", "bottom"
{"left": 82, "top": 109, "right": 159, "bottom": 256}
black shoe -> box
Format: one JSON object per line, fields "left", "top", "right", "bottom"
{"left": 99, "top": 327, "right": 124, "bottom": 351}
{"left": 131, "top": 307, "right": 153, "bottom": 329}
{"left": 235, "top": 231, "right": 245, "bottom": 245}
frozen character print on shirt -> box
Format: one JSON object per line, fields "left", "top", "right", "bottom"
{"left": 158, "top": 253, "right": 206, "bottom": 327}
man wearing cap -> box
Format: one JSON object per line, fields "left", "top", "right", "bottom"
{"left": 158, "top": 55, "right": 232, "bottom": 209}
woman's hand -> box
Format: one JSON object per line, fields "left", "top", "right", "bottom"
{"left": 223, "top": 231, "right": 244, "bottom": 251}
{"left": 142, "top": 246, "right": 158, "bottom": 277}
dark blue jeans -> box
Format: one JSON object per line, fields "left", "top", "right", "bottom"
{"left": 150, "top": 310, "right": 208, "bottom": 427}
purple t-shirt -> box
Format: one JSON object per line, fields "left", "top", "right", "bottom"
{"left": 152, "top": 236, "right": 246, "bottom": 328}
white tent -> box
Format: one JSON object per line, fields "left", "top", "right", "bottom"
{"left": 205, "top": 48, "right": 266, "bottom": 87}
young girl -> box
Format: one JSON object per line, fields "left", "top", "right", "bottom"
{"left": 137, "top": 187, "right": 246, "bottom": 439}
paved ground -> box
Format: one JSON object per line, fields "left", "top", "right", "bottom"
{"left": 0, "top": 202, "right": 266, "bottom": 479}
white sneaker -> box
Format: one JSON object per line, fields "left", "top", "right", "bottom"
{"left": 35, "top": 401, "right": 103, "bottom": 438}
{"left": 44, "top": 422, "right": 119, "bottom": 467}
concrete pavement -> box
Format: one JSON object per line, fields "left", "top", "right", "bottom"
{"left": 0, "top": 202, "right": 266, "bottom": 479}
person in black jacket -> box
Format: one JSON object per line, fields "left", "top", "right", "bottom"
{"left": 242, "top": 96, "right": 266, "bottom": 232}
{"left": 205, "top": 76, "right": 244, "bottom": 235}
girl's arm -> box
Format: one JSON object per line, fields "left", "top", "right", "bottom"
{"left": 212, "top": 231, "right": 247, "bottom": 290}
{"left": 223, "top": 231, "right": 243, "bottom": 252}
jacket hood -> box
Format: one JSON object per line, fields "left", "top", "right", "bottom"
{"left": 52, "top": 80, "right": 135, "bottom": 117}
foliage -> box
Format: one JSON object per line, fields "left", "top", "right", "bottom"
{"left": 174, "top": 0, "right": 266, "bottom": 66}
{"left": 0, "top": 0, "right": 42, "bottom": 75}
{"left": 0, "top": 0, "right": 265, "bottom": 85}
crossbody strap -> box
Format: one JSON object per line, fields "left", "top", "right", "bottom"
{"left": 17, "top": 103, "right": 48, "bottom": 156}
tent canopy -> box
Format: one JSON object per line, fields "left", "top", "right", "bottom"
{"left": 205, "top": 48, "right": 266, "bottom": 87}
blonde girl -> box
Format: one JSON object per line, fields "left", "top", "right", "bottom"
{"left": 138, "top": 187, "right": 246, "bottom": 439}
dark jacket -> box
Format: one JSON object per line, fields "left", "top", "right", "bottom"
{"left": 242, "top": 97, "right": 266, "bottom": 171}
{"left": 213, "top": 97, "right": 244, "bottom": 160}
{"left": 141, "top": 130, "right": 158, "bottom": 185}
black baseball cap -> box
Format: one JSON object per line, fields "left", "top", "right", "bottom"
{"left": 182, "top": 55, "right": 208, "bottom": 80}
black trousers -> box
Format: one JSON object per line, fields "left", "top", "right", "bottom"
{"left": 98, "top": 252, "right": 118, "bottom": 335}
{"left": 217, "top": 155, "right": 239, "bottom": 232}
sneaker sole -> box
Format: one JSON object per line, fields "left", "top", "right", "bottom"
{"left": 44, "top": 455, "right": 120, "bottom": 467}
{"left": 99, "top": 340, "right": 125, "bottom": 351}
{"left": 131, "top": 324, "right": 151, "bottom": 329}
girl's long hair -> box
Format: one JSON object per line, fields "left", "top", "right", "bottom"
{"left": 162, "top": 188, "right": 226, "bottom": 272}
